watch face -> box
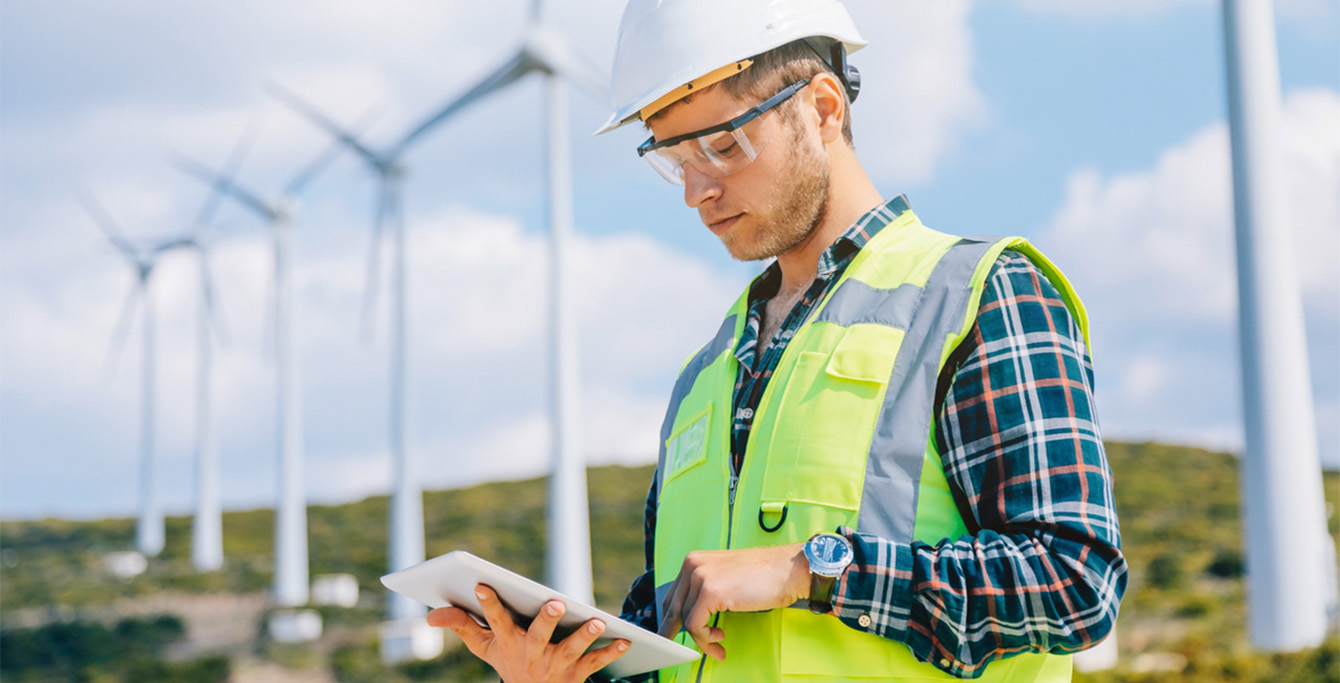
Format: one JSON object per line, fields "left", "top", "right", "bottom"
{"left": 806, "top": 534, "right": 853, "bottom": 575}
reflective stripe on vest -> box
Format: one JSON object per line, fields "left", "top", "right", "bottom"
{"left": 652, "top": 214, "right": 1085, "bottom": 682}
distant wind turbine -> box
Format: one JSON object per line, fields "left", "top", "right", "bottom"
{"left": 174, "top": 114, "right": 371, "bottom": 603}
{"left": 82, "top": 191, "right": 169, "bottom": 558}
{"left": 251, "top": 95, "right": 432, "bottom": 622}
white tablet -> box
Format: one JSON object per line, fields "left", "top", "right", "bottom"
{"left": 381, "top": 550, "right": 698, "bottom": 678}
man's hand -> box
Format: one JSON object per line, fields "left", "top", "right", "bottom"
{"left": 427, "top": 584, "right": 630, "bottom": 683}
{"left": 657, "top": 543, "right": 809, "bottom": 661}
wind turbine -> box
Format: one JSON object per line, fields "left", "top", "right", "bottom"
{"left": 264, "top": 85, "right": 426, "bottom": 623}
{"left": 82, "top": 191, "right": 169, "bottom": 558}
{"left": 427, "top": 0, "right": 612, "bottom": 606}
{"left": 174, "top": 116, "right": 367, "bottom": 604}
{"left": 1221, "top": 0, "right": 1331, "bottom": 652}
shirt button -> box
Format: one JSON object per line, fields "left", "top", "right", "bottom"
{"left": 939, "top": 659, "right": 951, "bottom": 668}
{"left": 742, "top": 408, "right": 753, "bottom": 420}
{"left": 858, "top": 614, "right": 871, "bottom": 628}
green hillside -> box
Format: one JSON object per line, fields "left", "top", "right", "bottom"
{"left": 1, "top": 442, "right": 1336, "bottom": 682}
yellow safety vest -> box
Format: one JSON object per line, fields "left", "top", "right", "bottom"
{"left": 654, "top": 210, "right": 1090, "bottom": 681}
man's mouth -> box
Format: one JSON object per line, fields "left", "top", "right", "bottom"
{"left": 706, "top": 213, "right": 743, "bottom": 235}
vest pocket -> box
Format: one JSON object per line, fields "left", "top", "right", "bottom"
{"left": 759, "top": 327, "right": 899, "bottom": 516}
{"left": 664, "top": 403, "right": 712, "bottom": 486}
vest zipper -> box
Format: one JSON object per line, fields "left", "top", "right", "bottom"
{"left": 725, "top": 470, "right": 739, "bottom": 549}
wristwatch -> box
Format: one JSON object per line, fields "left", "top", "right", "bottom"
{"left": 803, "top": 533, "right": 854, "bottom": 614}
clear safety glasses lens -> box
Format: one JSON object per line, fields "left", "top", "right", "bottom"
{"left": 643, "top": 121, "right": 770, "bottom": 186}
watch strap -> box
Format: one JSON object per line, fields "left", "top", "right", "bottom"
{"left": 808, "top": 572, "right": 837, "bottom": 614}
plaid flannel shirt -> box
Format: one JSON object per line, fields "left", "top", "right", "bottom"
{"left": 614, "top": 196, "right": 1125, "bottom": 680}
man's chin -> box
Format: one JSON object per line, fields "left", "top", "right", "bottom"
{"left": 722, "top": 240, "right": 777, "bottom": 263}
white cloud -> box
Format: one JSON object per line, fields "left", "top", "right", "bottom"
{"left": 838, "top": 1, "right": 987, "bottom": 184}
{"left": 1039, "top": 87, "right": 1340, "bottom": 465}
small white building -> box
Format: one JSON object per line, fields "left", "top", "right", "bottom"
{"left": 104, "top": 551, "right": 147, "bottom": 580}
{"left": 380, "top": 619, "right": 444, "bottom": 664}
{"left": 268, "top": 608, "right": 323, "bottom": 643}
{"left": 1073, "top": 632, "right": 1118, "bottom": 672}
{"left": 311, "top": 573, "right": 360, "bottom": 608}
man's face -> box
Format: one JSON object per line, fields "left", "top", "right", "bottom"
{"left": 646, "top": 84, "right": 830, "bottom": 262}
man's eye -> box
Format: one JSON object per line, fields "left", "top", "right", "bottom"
{"left": 713, "top": 141, "right": 738, "bottom": 157}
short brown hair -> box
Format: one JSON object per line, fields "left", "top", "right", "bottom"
{"left": 647, "top": 40, "right": 855, "bottom": 146}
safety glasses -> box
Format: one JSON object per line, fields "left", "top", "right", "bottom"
{"left": 637, "top": 78, "right": 812, "bottom": 185}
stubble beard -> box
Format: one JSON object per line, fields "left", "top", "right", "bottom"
{"left": 724, "top": 125, "right": 831, "bottom": 262}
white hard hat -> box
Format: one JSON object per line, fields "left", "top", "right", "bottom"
{"left": 594, "top": 0, "right": 867, "bottom": 136}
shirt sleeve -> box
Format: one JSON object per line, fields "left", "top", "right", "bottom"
{"left": 829, "top": 250, "right": 1127, "bottom": 679}
{"left": 600, "top": 471, "right": 660, "bottom": 683}
{"left": 619, "top": 471, "right": 660, "bottom": 632}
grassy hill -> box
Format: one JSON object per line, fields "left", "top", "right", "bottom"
{"left": 1, "top": 442, "right": 1337, "bottom": 682}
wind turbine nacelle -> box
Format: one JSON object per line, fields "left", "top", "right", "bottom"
{"left": 521, "top": 27, "right": 610, "bottom": 100}
{"left": 274, "top": 196, "right": 303, "bottom": 222}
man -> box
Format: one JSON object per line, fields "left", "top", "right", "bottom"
{"left": 429, "top": 1, "right": 1126, "bottom": 681}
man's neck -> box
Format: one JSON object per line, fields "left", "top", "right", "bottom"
{"left": 773, "top": 146, "right": 884, "bottom": 295}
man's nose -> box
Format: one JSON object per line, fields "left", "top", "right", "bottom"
{"left": 683, "top": 164, "right": 722, "bottom": 209}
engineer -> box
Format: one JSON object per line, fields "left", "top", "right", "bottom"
{"left": 429, "top": 0, "right": 1127, "bottom": 680}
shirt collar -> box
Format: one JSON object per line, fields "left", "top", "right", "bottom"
{"left": 747, "top": 194, "right": 912, "bottom": 299}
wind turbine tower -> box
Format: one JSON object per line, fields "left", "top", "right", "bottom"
{"left": 1222, "top": 0, "right": 1332, "bottom": 651}
{"left": 377, "top": 0, "right": 609, "bottom": 605}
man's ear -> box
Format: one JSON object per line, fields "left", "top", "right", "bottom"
{"left": 809, "top": 72, "right": 847, "bottom": 145}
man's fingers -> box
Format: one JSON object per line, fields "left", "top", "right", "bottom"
{"left": 681, "top": 575, "right": 708, "bottom": 637}
{"left": 526, "top": 600, "right": 566, "bottom": 650}
{"left": 684, "top": 600, "right": 719, "bottom": 655}
{"left": 426, "top": 606, "right": 494, "bottom": 657}
{"left": 575, "top": 639, "right": 632, "bottom": 679}
{"left": 473, "top": 584, "right": 521, "bottom": 639}
{"left": 701, "top": 641, "right": 727, "bottom": 662}
{"left": 558, "top": 618, "right": 606, "bottom": 662}
{"left": 657, "top": 576, "right": 686, "bottom": 638}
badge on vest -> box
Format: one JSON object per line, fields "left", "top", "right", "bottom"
{"left": 665, "top": 405, "right": 710, "bottom": 481}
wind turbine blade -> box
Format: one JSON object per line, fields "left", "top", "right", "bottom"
{"left": 284, "top": 103, "right": 384, "bottom": 197}
{"left": 78, "top": 189, "right": 138, "bottom": 260}
{"left": 194, "top": 117, "right": 262, "bottom": 228}
{"left": 361, "top": 180, "right": 390, "bottom": 344}
{"left": 394, "top": 52, "right": 533, "bottom": 154}
{"left": 528, "top": 0, "right": 543, "bottom": 25}
{"left": 266, "top": 82, "right": 385, "bottom": 169}
{"left": 105, "top": 280, "right": 143, "bottom": 375}
{"left": 174, "top": 156, "right": 275, "bottom": 221}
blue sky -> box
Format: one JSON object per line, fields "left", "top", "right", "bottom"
{"left": 2, "top": 0, "right": 1337, "bottom": 520}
